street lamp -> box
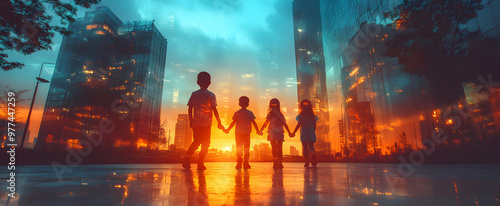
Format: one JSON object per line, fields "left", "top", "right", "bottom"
{"left": 20, "top": 62, "right": 54, "bottom": 149}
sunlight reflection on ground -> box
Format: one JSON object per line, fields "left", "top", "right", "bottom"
{"left": 1, "top": 163, "right": 500, "bottom": 205}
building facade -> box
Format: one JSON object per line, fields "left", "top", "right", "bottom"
{"left": 340, "top": 23, "right": 433, "bottom": 156}
{"left": 292, "top": 0, "right": 331, "bottom": 153}
{"left": 174, "top": 114, "right": 192, "bottom": 150}
{"left": 36, "top": 7, "right": 167, "bottom": 152}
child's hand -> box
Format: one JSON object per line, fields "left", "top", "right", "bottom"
{"left": 223, "top": 129, "right": 229, "bottom": 134}
{"left": 290, "top": 132, "right": 295, "bottom": 137}
{"left": 257, "top": 131, "right": 263, "bottom": 136}
{"left": 218, "top": 123, "right": 225, "bottom": 130}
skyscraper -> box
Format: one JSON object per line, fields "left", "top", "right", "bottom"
{"left": 292, "top": 0, "right": 331, "bottom": 153}
{"left": 319, "top": 0, "right": 500, "bottom": 156}
{"left": 258, "top": 143, "right": 272, "bottom": 160}
{"left": 174, "top": 114, "right": 192, "bottom": 150}
{"left": 36, "top": 7, "right": 167, "bottom": 152}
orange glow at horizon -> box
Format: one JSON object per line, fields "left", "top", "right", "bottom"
{"left": 206, "top": 123, "right": 302, "bottom": 155}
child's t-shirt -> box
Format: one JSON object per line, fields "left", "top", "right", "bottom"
{"left": 187, "top": 89, "right": 217, "bottom": 128}
{"left": 296, "top": 115, "right": 318, "bottom": 130}
{"left": 266, "top": 108, "right": 286, "bottom": 133}
{"left": 232, "top": 108, "right": 256, "bottom": 135}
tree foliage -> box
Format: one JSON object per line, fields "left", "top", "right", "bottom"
{"left": 399, "top": 132, "right": 408, "bottom": 149}
{"left": 384, "top": 0, "right": 500, "bottom": 106}
{"left": 0, "top": 86, "right": 31, "bottom": 139}
{"left": 0, "top": 85, "right": 30, "bottom": 121}
{"left": 0, "top": 0, "right": 101, "bottom": 71}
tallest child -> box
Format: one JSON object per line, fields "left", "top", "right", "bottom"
{"left": 183, "top": 71, "right": 224, "bottom": 170}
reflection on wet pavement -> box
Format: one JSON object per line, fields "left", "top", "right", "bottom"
{"left": 1, "top": 163, "right": 500, "bottom": 205}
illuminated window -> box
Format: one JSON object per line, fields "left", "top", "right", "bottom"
{"left": 349, "top": 67, "right": 359, "bottom": 76}
{"left": 137, "top": 139, "right": 147, "bottom": 148}
{"left": 46, "top": 134, "right": 53, "bottom": 143}
{"left": 86, "top": 24, "right": 95, "bottom": 30}
{"left": 68, "top": 139, "right": 83, "bottom": 149}
{"left": 86, "top": 24, "right": 113, "bottom": 34}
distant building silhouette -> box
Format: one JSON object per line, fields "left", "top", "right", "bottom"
{"left": 252, "top": 144, "right": 260, "bottom": 160}
{"left": 231, "top": 145, "right": 236, "bottom": 157}
{"left": 174, "top": 114, "right": 192, "bottom": 150}
{"left": 290, "top": 145, "right": 299, "bottom": 156}
{"left": 36, "top": 6, "right": 167, "bottom": 152}
{"left": 258, "top": 143, "right": 272, "bottom": 160}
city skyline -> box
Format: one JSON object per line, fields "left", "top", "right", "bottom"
{"left": 1, "top": 0, "right": 304, "bottom": 153}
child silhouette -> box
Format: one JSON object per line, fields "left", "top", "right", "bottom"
{"left": 183, "top": 71, "right": 224, "bottom": 170}
{"left": 259, "top": 98, "right": 292, "bottom": 169}
{"left": 224, "top": 96, "right": 262, "bottom": 169}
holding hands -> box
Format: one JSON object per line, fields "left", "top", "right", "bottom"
{"left": 218, "top": 122, "right": 225, "bottom": 130}
{"left": 223, "top": 127, "right": 263, "bottom": 135}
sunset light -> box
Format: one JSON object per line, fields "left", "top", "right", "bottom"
{"left": 1, "top": 0, "right": 500, "bottom": 205}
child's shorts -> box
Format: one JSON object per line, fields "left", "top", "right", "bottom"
{"left": 267, "top": 131, "right": 284, "bottom": 141}
{"left": 300, "top": 128, "right": 316, "bottom": 142}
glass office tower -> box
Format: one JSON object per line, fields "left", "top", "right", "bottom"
{"left": 319, "top": 0, "right": 500, "bottom": 156}
{"left": 292, "top": 0, "right": 331, "bottom": 153}
{"left": 36, "top": 7, "right": 167, "bottom": 152}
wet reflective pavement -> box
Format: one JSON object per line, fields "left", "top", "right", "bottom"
{"left": 1, "top": 162, "right": 500, "bottom": 205}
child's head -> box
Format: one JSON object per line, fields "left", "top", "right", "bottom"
{"left": 197, "top": 71, "right": 211, "bottom": 89}
{"left": 239, "top": 96, "right": 249, "bottom": 108}
{"left": 268, "top": 98, "right": 281, "bottom": 111}
{"left": 299, "top": 99, "right": 314, "bottom": 116}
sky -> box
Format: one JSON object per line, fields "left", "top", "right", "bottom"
{"left": 0, "top": 0, "right": 302, "bottom": 153}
